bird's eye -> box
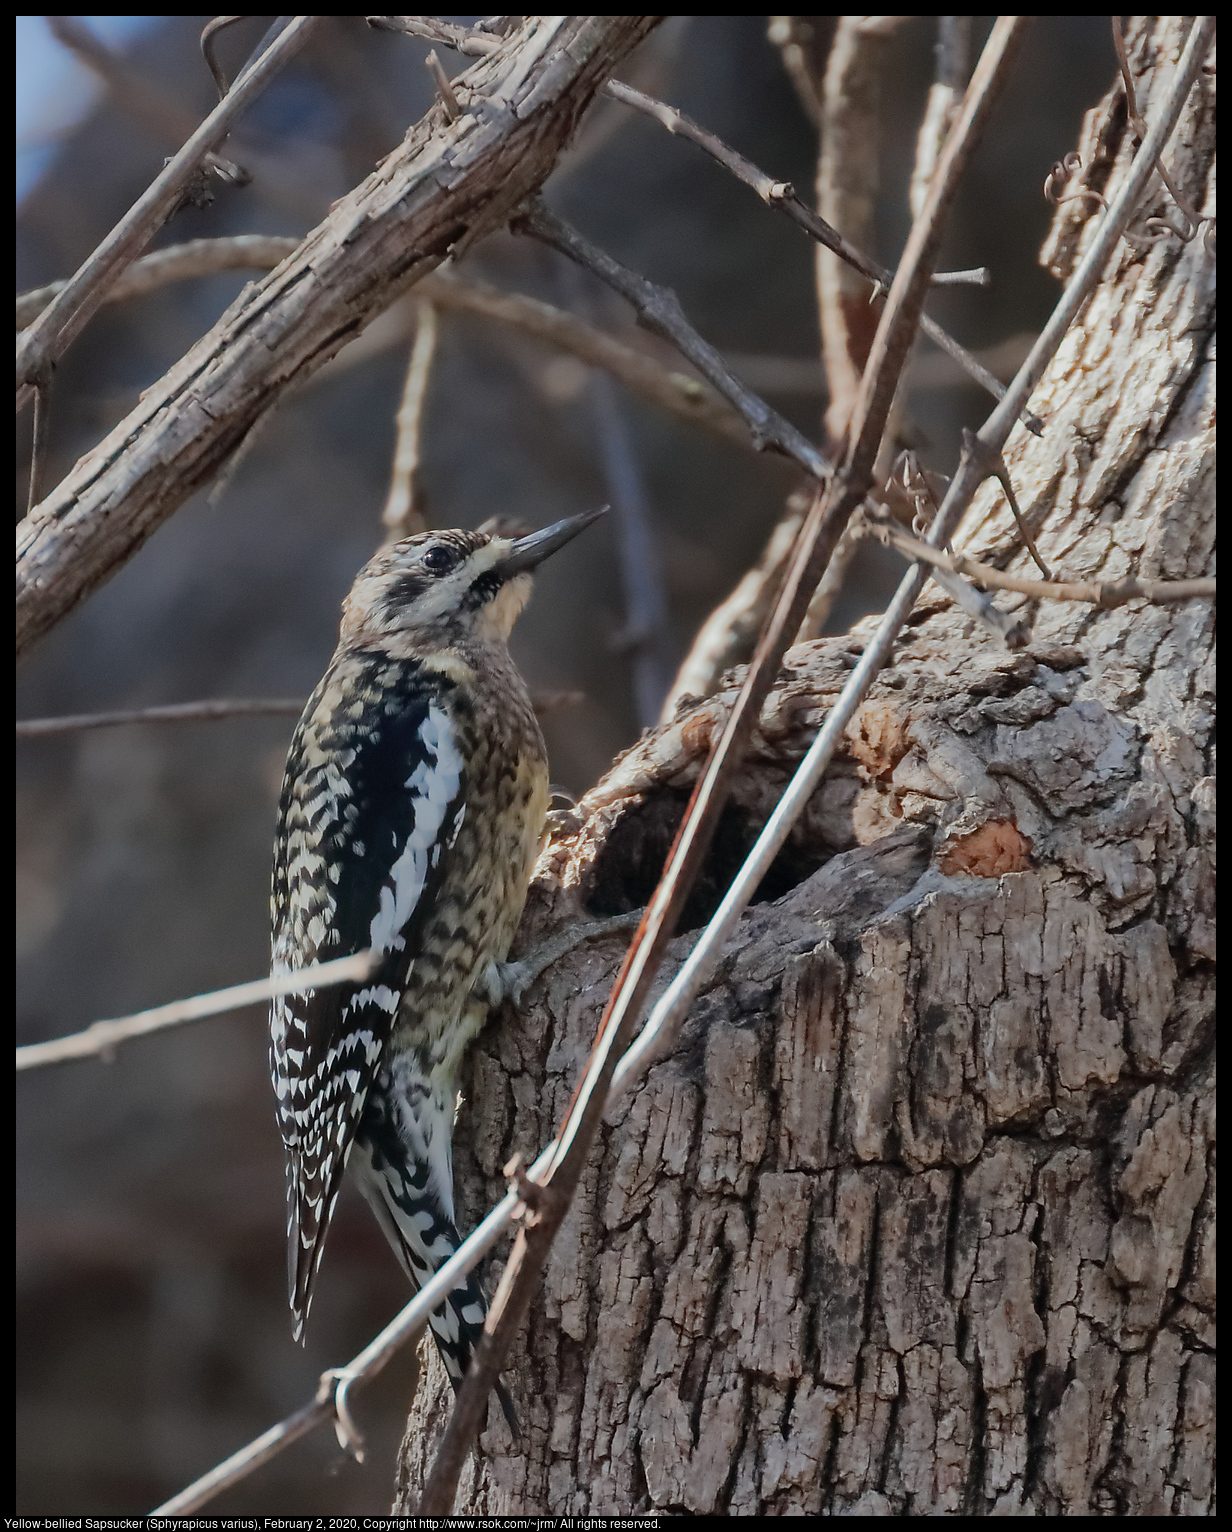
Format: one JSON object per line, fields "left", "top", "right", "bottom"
{"left": 421, "top": 545, "right": 457, "bottom": 575}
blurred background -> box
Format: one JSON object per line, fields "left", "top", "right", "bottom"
{"left": 17, "top": 15, "right": 1114, "bottom": 1514}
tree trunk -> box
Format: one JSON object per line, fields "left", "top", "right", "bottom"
{"left": 396, "top": 17, "right": 1214, "bottom": 1514}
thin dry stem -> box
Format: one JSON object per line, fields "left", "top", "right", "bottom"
{"left": 15, "top": 698, "right": 306, "bottom": 738}
{"left": 602, "top": 81, "right": 1023, "bottom": 425}
{"left": 15, "top": 950, "right": 379, "bottom": 1072}
{"left": 47, "top": 15, "right": 249, "bottom": 189}
{"left": 383, "top": 300, "right": 438, "bottom": 539}
{"left": 517, "top": 199, "right": 833, "bottom": 480}
{"left": 862, "top": 511, "right": 1215, "bottom": 607}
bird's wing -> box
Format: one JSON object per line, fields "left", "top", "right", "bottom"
{"left": 270, "top": 672, "right": 467, "bottom": 1336}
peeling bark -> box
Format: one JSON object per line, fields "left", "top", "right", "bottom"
{"left": 396, "top": 17, "right": 1214, "bottom": 1514}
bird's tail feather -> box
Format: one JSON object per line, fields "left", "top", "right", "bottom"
{"left": 351, "top": 1128, "right": 519, "bottom": 1432}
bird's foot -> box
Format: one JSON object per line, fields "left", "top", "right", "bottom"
{"left": 484, "top": 911, "right": 642, "bottom": 1008}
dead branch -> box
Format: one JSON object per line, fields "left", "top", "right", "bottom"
{"left": 15, "top": 236, "right": 300, "bottom": 327}
{"left": 516, "top": 199, "right": 833, "bottom": 480}
{"left": 15, "top": 951, "right": 378, "bottom": 1071}
{"left": 862, "top": 511, "right": 1216, "bottom": 607}
{"left": 602, "top": 81, "right": 1027, "bottom": 425}
{"left": 15, "top": 697, "right": 306, "bottom": 737}
{"left": 15, "top": 18, "right": 662, "bottom": 662}
{"left": 15, "top": 691, "right": 579, "bottom": 738}
{"left": 382, "top": 300, "right": 438, "bottom": 539}
{"left": 45, "top": 15, "right": 250, "bottom": 194}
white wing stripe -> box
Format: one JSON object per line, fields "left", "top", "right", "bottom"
{"left": 368, "top": 702, "right": 464, "bottom": 953}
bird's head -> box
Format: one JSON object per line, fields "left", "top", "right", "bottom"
{"left": 339, "top": 507, "right": 605, "bottom": 653}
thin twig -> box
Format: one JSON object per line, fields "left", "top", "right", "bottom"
{"left": 15, "top": 698, "right": 306, "bottom": 738}
{"left": 425, "top": 49, "right": 462, "bottom": 120}
{"left": 601, "top": 81, "right": 1041, "bottom": 433}
{"left": 861, "top": 511, "right": 1215, "bottom": 607}
{"left": 1111, "top": 15, "right": 1203, "bottom": 243}
{"left": 16, "top": 690, "right": 574, "bottom": 738}
{"left": 17, "top": 17, "right": 321, "bottom": 412}
{"left": 200, "top": 15, "right": 248, "bottom": 100}
{"left": 605, "top": 74, "right": 994, "bottom": 299}
{"left": 15, "top": 236, "right": 298, "bottom": 327}
{"left": 383, "top": 300, "right": 438, "bottom": 540}
{"left": 15, "top": 951, "right": 379, "bottom": 1072}
{"left": 45, "top": 16, "right": 250, "bottom": 195}
{"left": 609, "top": 14, "right": 1217, "bottom": 1110}
{"left": 419, "top": 21, "right": 1028, "bottom": 1513}
{"left": 152, "top": 1394, "right": 339, "bottom": 1516}
{"left": 26, "top": 379, "right": 51, "bottom": 516}
{"left": 989, "top": 453, "right": 1052, "bottom": 579}
{"left": 517, "top": 199, "right": 834, "bottom": 481}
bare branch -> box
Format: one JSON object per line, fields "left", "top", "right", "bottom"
{"left": 419, "top": 21, "right": 1028, "bottom": 1511}
{"left": 152, "top": 1393, "right": 341, "bottom": 1516}
{"left": 516, "top": 199, "right": 834, "bottom": 481}
{"left": 604, "top": 78, "right": 990, "bottom": 300}
{"left": 862, "top": 510, "right": 1216, "bottom": 607}
{"left": 15, "top": 697, "right": 306, "bottom": 738}
{"left": 602, "top": 80, "right": 1037, "bottom": 430}
{"left": 15, "top": 236, "right": 299, "bottom": 328}
{"left": 16, "top": 17, "right": 321, "bottom": 408}
{"left": 16, "top": 18, "right": 663, "bottom": 661}
{"left": 15, "top": 951, "right": 379, "bottom": 1072}
{"left": 45, "top": 15, "right": 250, "bottom": 189}
{"left": 16, "top": 691, "right": 575, "bottom": 738}
{"left": 382, "top": 300, "right": 438, "bottom": 540}
{"left": 200, "top": 16, "right": 249, "bottom": 100}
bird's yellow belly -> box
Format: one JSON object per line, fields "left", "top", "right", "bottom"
{"left": 393, "top": 747, "right": 549, "bottom": 1078}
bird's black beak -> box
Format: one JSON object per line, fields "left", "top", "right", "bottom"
{"left": 498, "top": 506, "right": 607, "bottom": 578}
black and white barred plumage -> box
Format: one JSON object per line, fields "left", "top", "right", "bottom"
{"left": 270, "top": 512, "right": 602, "bottom": 1401}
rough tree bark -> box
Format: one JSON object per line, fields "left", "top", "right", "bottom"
{"left": 396, "top": 18, "right": 1214, "bottom": 1514}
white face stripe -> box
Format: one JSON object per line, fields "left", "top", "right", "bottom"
{"left": 367, "top": 702, "right": 464, "bottom": 953}
{"left": 397, "top": 539, "right": 510, "bottom": 627}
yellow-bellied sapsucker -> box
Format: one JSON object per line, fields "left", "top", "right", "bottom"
{"left": 269, "top": 509, "right": 603, "bottom": 1404}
